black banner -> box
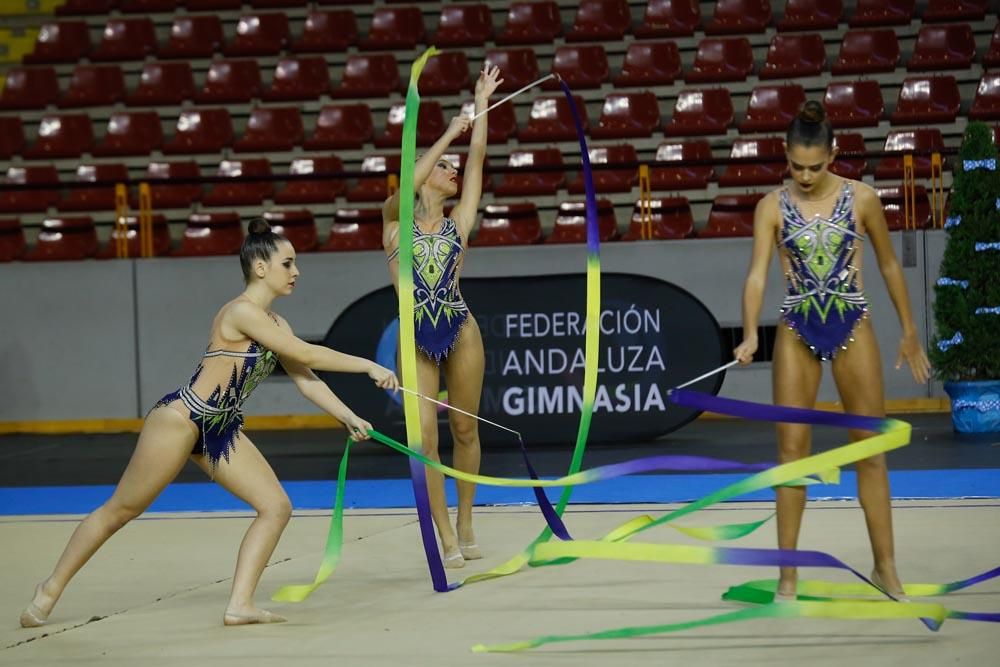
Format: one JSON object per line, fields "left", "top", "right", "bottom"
{"left": 321, "top": 273, "right": 726, "bottom": 447}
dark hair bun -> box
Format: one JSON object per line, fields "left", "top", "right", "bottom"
{"left": 798, "top": 100, "right": 826, "bottom": 124}
{"left": 247, "top": 218, "right": 271, "bottom": 235}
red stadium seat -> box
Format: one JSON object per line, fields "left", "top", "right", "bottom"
{"left": 650, "top": 140, "right": 714, "bottom": 191}
{"left": 494, "top": 148, "right": 565, "bottom": 197}
{"left": 234, "top": 107, "right": 304, "bottom": 152}
{"left": 923, "top": 0, "right": 986, "bottom": 21}
{"left": 829, "top": 132, "right": 868, "bottom": 179}
{"left": 738, "top": 84, "right": 807, "bottom": 133}
{"left": 566, "top": 0, "right": 631, "bottom": 42}
{"left": 458, "top": 99, "right": 518, "bottom": 144}
{"left": 613, "top": 41, "right": 681, "bottom": 87}
{"left": 187, "top": 0, "right": 242, "bottom": 8}
{"left": 0, "top": 117, "right": 25, "bottom": 159}
{"left": 174, "top": 212, "right": 243, "bottom": 257}
{"left": 59, "top": 64, "right": 124, "bottom": 108}
{"left": 202, "top": 159, "right": 274, "bottom": 207}
{"left": 224, "top": 13, "right": 291, "bottom": 56}
{"left": 332, "top": 54, "right": 400, "bottom": 98}
{"left": 877, "top": 186, "right": 931, "bottom": 230}
{"left": 0, "top": 218, "right": 26, "bottom": 262}
{"left": 874, "top": 129, "right": 945, "bottom": 180}
{"left": 545, "top": 45, "right": 609, "bottom": 90}
{"left": 907, "top": 24, "right": 976, "bottom": 71}
{"left": 346, "top": 154, "right": 401, "bottom": 202}
{"left": 263, "top": 210, "right": 318, "bottom": 252}
{"left": 23, "top": 21, "right": 90, "bottom": 64}
{"left": 195, "top": 60, "right": 262, "bottom": 104}
{"left": 91, "top": 18, "right": 156, "bottom": 61}
{"left": 126, "top": 62, "right": 195, "bottom": 106}
{"left": 517, "top": 95, "right": 588, "bottom": 143}
{"left": 590, "top": 91, "right": 661, "bottom": 139}
{"left": 983, "top": 23, "right": 1000, "bottom": 68}
{"left": 472, "top": 203, "right": 542, "bottom": 245}
{"left": 262, "top": 57, "right": 330, "bottom": 101}
{"left": 759, "top": 34, "right": 826, "bottom": 80}
{"left": 0, "top": 165, "right": 60, "bottom": 213}
{"left": 418, "top": 52, "right": 471, "bottom": 96}
{"left": 634, "top": 0, "right": 700, "bottom": 37}
{"left": 700, "top": 194, "right": 762, "bottom": 238}
{"left": 832, "top": 29, "right": 900, "bottom": 75}
{"left": 360, "top": 5, "right": 425, "bottom": 50}
{"left": 778, "top": 0, "right": 843, "bottom": 30}
{"left": 96, "top": 214, "right": 172, "bottom": 259}
{"left": 823, "top": 80, "right": 884, "bottom": 128}
{"left": 706, "top": 0, "right": 772, "bottom": 34}
{"left": 93, "top": 111, "right": 163, "bottom": 156}
{"left": 545, "top": 199, "right": 619, "bottom": 244}
{"left": 0, "top": 66, "right": 59, "bottom": 110}
{"left": 970, "top": 74, "right": 1000, "bottom": 121}
{"left": 23, "top": 216, "right": 98, "bottom": 261}
{"left": 622, "top": 197, "right": 694, "bottom": 240}
{"left": 664, "top": 89, "right": 734, "bottom": 136}
{"left": 293, "top": 10, "right": 357, "bottom": 52}
{"left": 162, "top": 108, "right": 234, "bottom": 155}
{"left": 374, "top": 101, "right": 446, "bottom": 148}
{"left": 685, "top": 37, "right": 754, "bottom": 83}
{"left": 275, "top": 157, "right": 347, "bottom": 204}
{"left": 495, "top": 2, "right": 562, "bottom": 45}
{"left": 120, "top": 0, "right": 180, "bottom": 11}
{"left": 23, "top": 113, "right": 93, "bottom": 159}
{"left": 159, "top": 15, "right": 224, "bottom": 59}
{"left": 568, "top": 144, "right": 639, "bottom": 194}
{"left": 320, "top": 208, "right": 384, "bottom": 252}
{"left": 718, "top": 138, "right": 787, "bottom": 187}
{"left": 482, "top": 49, "right": 540, "bottom": 93}
{"left": 890, "top": 76, "right": 961, "bottom": 125}
{"left": 432, "top": 4, "right": 493, "bottom": 47}
{"left": 849, "top": 0, "right": 915, "bottom": 26}
{"left": 58, "top": 163, "right": 129, "bottom": 212}
{"left": 141, "top": 161, "right": 202, "bottom": 209}
{"left": 305, "top": 104, "right": 374, "bottom": 150}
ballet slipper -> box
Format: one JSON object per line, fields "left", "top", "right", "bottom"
{"left": 223, "top": 608, "right": 287, "bottom": 626}
{"left": 443, "top": 548, "right": 465, "bottom": 569}
{"left": 871, "top": 569, "right": 909, "bottom": 601}
{"left": 20, "top": 584, "right": 50, "bottom": 628}
{"left": 458, "top": 542, "right": 482, "bottom": 561}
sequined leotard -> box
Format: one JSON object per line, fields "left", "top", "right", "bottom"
{"left": 387, "top": 217, "right": 469, "bottom": 362}
{"left": 778, "top": 182, "right": 868, "bottom": 360}
{"left": 153, "top": 313, "right": 279, "bottom": 469}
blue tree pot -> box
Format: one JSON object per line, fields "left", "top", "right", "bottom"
{"left": 943, "top": 380, "right": 1000, "bottom": 434}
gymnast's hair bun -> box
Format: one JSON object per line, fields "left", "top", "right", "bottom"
{"left": 247, "top": 218, "right": 272, "bottom": 235}
{"left": 798, "top": 100, "right": 826, "bottom": 124}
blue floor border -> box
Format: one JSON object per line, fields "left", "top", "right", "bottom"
{"left": 2, "top": 469, "right": 998, "bottom": 515}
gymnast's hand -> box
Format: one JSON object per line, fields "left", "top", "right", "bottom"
{"left": 345, "top": 414, "right": 373, "bottom": 441}
{"left": 368, "top": 362, "right": 400, "bottom": 392}
{"left": 896, "top": 332, "right": 931, "bottom": 385}
{"left": 475, "top": 65, "right": 503, "bottom": 100}
{"left": 733, "top": 337, "right": 757, "bottom": 366}
{"left": 445, "top": 114, "right": 471, "bottom": 139}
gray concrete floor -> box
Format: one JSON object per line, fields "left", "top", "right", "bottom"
{"left": 3, "top": 500, "right": 999, "bottom": 666}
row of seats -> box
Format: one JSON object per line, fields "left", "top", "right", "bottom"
{"left": 0, "top": 76, "right": 979, "bottom": 161}
{"left": 23, "top": 14, "right": 986, "bottom": 80}
{"left": 41, "top": 1, "right": 992, "bottom": 59}
{"left": 0, "top": 129, "right": 949, "bottom": 213}
{"left": 4, "top": 24, "right": 988, "bottom": 112}
{"left": 0, "top": 185, "right": 935, "bottom": 262}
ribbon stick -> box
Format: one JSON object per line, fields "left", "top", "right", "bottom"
{"left": 469, "top": 74, "right": 555, "bottom": 121}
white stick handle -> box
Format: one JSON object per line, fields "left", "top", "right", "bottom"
{"left": 470, "top": 74, "right": 556, "bottom": 121}
{"left": 673, "top": 360, "right": 740, "bottom": 390}
{"left": 398, "top": 386, "right": 522, "bottom": 437}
